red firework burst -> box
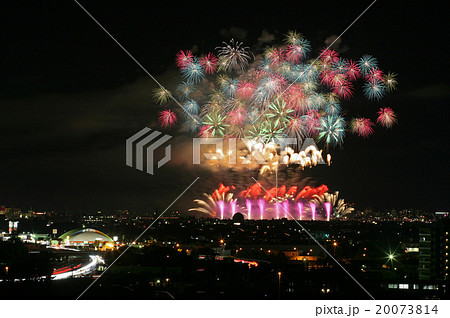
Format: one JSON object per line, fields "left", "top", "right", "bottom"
{"left": 236, "top": 82, "right": 256, "bottom": 100}
{"left": 377, "top": 107, "right": 397, "bottom": 128}
{"left": 175, "top": 50, "right": 194, "bottom": 69}
{"left": 158, "top": 109, "right": 177, "bottom": 128}
{"left": 350, "top": 118, "right": 375, "bottom": 137}
{"left": 199, "top": 53, "right": 218, "bottom": 74}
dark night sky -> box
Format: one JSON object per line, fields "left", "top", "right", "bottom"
{"left": 0, "top": 1, "right": 449, "bottom": 214}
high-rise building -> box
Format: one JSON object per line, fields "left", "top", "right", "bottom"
{"left": 419, "top": 219, "right": 449, "bottom": 281}
{"left": 8, "top": 221, "right": 19, "bottom": 234}
{"left": 442, "top": 225, "right": 449, "bottom": 280}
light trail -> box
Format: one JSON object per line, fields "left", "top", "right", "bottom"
{"left": 52, "top": 255, "right": 104, "bottom": 280}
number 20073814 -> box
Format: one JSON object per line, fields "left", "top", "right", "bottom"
{"left": 375, "top": 304, "right": 438, "bottom": 315}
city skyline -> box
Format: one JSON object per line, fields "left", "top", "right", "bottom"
{"left": 1, "top": 0, "right": 449, "bottom": 304}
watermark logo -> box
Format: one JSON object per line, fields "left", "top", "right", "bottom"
{"left": 193, "top": 137, "right": 325, "bottom": 166}
{"left": 126, "top": 127, "right": 172, "bottom": 175}
{"left": 126, "top": 133, "right": 326, "bottom": 175}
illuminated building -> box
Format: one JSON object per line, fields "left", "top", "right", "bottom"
{"left": 419, "top": 219, "right": 450, "bottom": 281}
{"left": 8, "top": 221, "right": 18, "bottom": 234}
{"left": 59, "top": 228, "right": 115, "bottom": 249}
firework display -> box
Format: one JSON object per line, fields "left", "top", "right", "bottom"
{"left": 376, "top": 107, "right": 398, "bottom": 128}
{"left": 350, "top": 117, "right": 375, "bottom": 138}
{"left": 164, "top": 31, "right": 399, "bottom": 219}
{"left": 155, "top": 31, "right": 397, "bottom": 150}
{"left": 189, "top": 183, "right": 353, "bottom": 220}
{"left": 157, "top": 109, "right": 177, "bottom": 128}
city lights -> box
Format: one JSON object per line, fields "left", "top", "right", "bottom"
{"left": 0, "top": 1, "right": 447, "bottom": 305}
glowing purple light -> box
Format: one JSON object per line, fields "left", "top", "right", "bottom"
{"left": 258, "top": 199, "right": 265, "bottom": 220}
{"left": 218, "top": 201, "right": 225, "bottom": 220}
{"left": 246, "top": 199, "right": 252, "bottom": 220}
{"left": 310, "top": 202, "right": 316, "bottom": 221}
{"left": 283, "top": 201, "right": 289, "bottom": 219}
{"left": 275, "top": 202, "right": 280, "bottom": 219}
{"left": 297, "top": 202, "right": 303, "bottom": 220}
{"left": 324, "top": 202, "right": 331, "bottom": 221}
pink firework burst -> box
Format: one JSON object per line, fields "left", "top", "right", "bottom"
{"left": 286, "top": 116, "right": 306, "bottom": 139}
{"left": 199, "top": 53, "right": 218, "bottom": 74}
{"left": 236, "top": 82, "right": 256, "bottom": 100}
{"left": 319, "top": 48, "right": 339, "bottom": 64}
{"left": 377, "top": 107, "right": 397, "bottom": 128}
{"left": 333, "top": 81, "right": 354, "bottom": 99}
{"left": 285, "top": 44, "right": 305, "bottom": 63}
{"left": 365, "top": 67, "right": 384, "bottom": 84}
{"left": 320, "top": 70, "right": 335, "bottom": 87}
{"left": 346, "top": 60, "right": 361, "bottom": 81}
{"left": 227, "top": 108, "right": 248, "bottom": 126}
{"left": 158, "top": 109, "right": 177, "bottom": 128}
{"left": 175, "top": 50, "right": 194, "bottom": 69}
{"left": 350, "top": 118, "right": 374, "bottom": 137}
{"left": 265, "top": 47, "right": 285, "bottom": 67}
{"left": 305, "top": 110, "right": 321, "bottom": 135}
{"left": 285, "top": 84, "right": 307, "bottom": 113}
{"left": 198, "top": 125, "right": 213, "bottom": 138}
{"left": 331, "top": 73, "right": 348, "bottom": 87}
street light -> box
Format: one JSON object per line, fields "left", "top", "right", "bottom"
{"left": 386, "top": 251, "right": 397, "bottom": 268}
{"left": 277, "top": 272, "right": 281, "bottom": 299}
{"left": 220, "top": 239, "right": 224, "bottom": 256}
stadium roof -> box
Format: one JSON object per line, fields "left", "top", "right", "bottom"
{"left": 59, "top": 228, "right": 114, "bottom": 243}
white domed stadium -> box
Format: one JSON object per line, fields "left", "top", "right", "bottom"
{"left": 59, "top": 228, "right": 114, "bottom": 247}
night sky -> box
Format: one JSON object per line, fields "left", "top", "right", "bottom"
{"left": 1, "top": 1, "right": 449, "bottom": 214}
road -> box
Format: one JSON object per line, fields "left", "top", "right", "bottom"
{"left": 52, "top": 255, "right": 104, "bottom": 280}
